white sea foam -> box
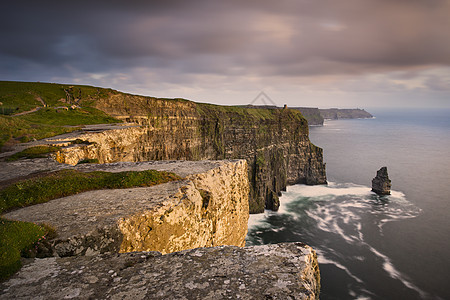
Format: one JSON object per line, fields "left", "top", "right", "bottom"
{"left": 316, "top": 250, "right": 364, "bottom": 284}
{"left": 247, "top": 210, "right": 271, "bottom": 230}
{"left": 368, "top": 245, "right": 429, "bottom": 299}
{"left": 285, "top": 182, "right": 372, "bottom": 198}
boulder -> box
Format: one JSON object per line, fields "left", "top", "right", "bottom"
{"left": 371, "top": 167, "right": 391, "bottom": 195}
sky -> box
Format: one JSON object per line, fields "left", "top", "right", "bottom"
{"left": 1, "top": 0, "right": 449, "bottom": 109}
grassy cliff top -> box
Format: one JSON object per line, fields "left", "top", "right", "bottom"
{"left": 0, "top": 81, "right": 308, "bottom": 151}
{"left": 0, "top": 81, "right": 121, "bottom": 151}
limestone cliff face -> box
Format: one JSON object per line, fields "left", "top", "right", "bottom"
{"left": 54, "top": 93, "right": 327, "bottom": 213}
{"left": 3, "top": 160, "right": 249, "bottom": 256}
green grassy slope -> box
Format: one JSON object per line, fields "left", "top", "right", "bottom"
{"left": 0, "top": 81, "right": 121, "bottom": 151}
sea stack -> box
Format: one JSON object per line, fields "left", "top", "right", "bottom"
{"left": 372, "top": 167, "right": 391, "bottom": 195}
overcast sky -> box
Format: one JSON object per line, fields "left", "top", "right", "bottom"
{"left": 1, "top": 0, "right": 449, "bottom": 108}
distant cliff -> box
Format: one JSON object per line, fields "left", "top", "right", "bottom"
{"left": 319, "top": 108, "right": 373, "bottom": 120}
{"left": 292, "top": 107, "right": 373, "bottom": 125}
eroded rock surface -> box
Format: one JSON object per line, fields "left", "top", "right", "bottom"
{"left": 2, "top": 160, "right": 249, "bottom": 256}
{"left": 0, "top": 243, "right": 320, "bottom": 300}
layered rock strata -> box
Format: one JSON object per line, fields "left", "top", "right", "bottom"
{"left": 2, "top": 160, "right": 249, "bottom": 256}
{"left": 372, "top": 166, "right": 391, "bottom": 195}
{"left": 50, "top": 94, "right": 326, "bottom": 213}
{"left": 0, "top": 243, "right": 320, "bottom": 300}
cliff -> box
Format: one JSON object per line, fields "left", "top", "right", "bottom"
{"left": 292, "top": 107, "right": 373, "bottom": 126}
{"left": 2, "top": 160, "right": 249, "bottom": 256}
{"left": 0, "top": 243, "right": 320, "bottom": 299}
{"left": 291, "top": 107, "right": 324, "bottom": 126}
{"left": 49, "top": 92, "right": 326, "bottom": 213}
{"left": 319, "top": 108, "right": 373, "bottom": 120}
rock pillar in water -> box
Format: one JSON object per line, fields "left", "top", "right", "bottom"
{"left": 371, "top": 167, "right": 391, "bottom": 195}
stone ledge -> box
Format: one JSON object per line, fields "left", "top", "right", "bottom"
{"left": 0, "top": 243, "right": 320, "bottom": 300}
{"left": 2, "top": 160, "right": 249, "bottom": 256}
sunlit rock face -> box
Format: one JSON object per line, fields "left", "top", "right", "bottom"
{"left": 54, "top": 93, "right": 327, "bottom": 213}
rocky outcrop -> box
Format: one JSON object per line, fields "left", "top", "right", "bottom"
{"left": 2, "top": 160, "right": 249, "bottom": 256}
{"left": 319, "top": 108, "right": 373, "bottom": 120}
{"left": 50, "top": 94, "right": 326, "bottom": 213}
{"left": 0, "top": 242, "right": 320, "bottom": 300}
{"left": 372, "top": 166, "right": 391, "bottom": 195}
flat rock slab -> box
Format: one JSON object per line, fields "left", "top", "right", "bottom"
{"left": 0, "top": 243, "right": 320, "bottom": 300}
{"left": 0, "top": 158, "right": 226, "bottom": 183}
{"left": 73, "top": 160, "right": 227, "bottom": 178}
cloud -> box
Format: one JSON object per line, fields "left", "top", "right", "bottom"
{"left": 0, "top": 0, "right": 449, "bottom": 107}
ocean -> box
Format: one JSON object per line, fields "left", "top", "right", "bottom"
{"left": 246, "top": 108, "right": 450, "bottom": 299}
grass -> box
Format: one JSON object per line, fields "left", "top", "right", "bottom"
{"left": 196, "top": 102, "right": 307, "bottom": 124}
{"left": 0, "top": 169, "right": 182, "bottom": 214}
{"left": 5, "top": 145, "right": 61, "bottom": 161}
{"left": 18, "top": 107, "right": 119, "bottom": 126}
{"left": 0, "top": 81, "right": 113, "bottom": 113}
{"left": 0, "top": 217, "right": 48, "bottom": 280}
{"left": 76, "top": 158, "right": 99, "bottom": 164}
{"left": 0, "top": 81, "right": 121, "bottom": 151}
{"left": 0, "top": 115, "right": 78, "bottom": 151}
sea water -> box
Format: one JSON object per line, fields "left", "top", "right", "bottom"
{"left": 247, "top": 108, "right": 450, "bottom": 299}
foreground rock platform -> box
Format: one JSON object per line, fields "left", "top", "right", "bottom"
{"left": 2, "top": 160, "right": 249, "bottom": 256}
{"left": 0, "top": 243, "right": 320, "bottom": 300}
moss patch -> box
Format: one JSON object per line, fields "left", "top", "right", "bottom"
{"left": 0, "top": 217, "right": 48, "bottom": 280}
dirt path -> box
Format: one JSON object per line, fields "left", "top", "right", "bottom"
{"left": 12, "top": 106, "right": 42, "bottom": 116}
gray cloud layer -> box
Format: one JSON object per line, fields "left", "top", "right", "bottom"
{"left": 1, "top": 0, "right": 449, "bottom": 106}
